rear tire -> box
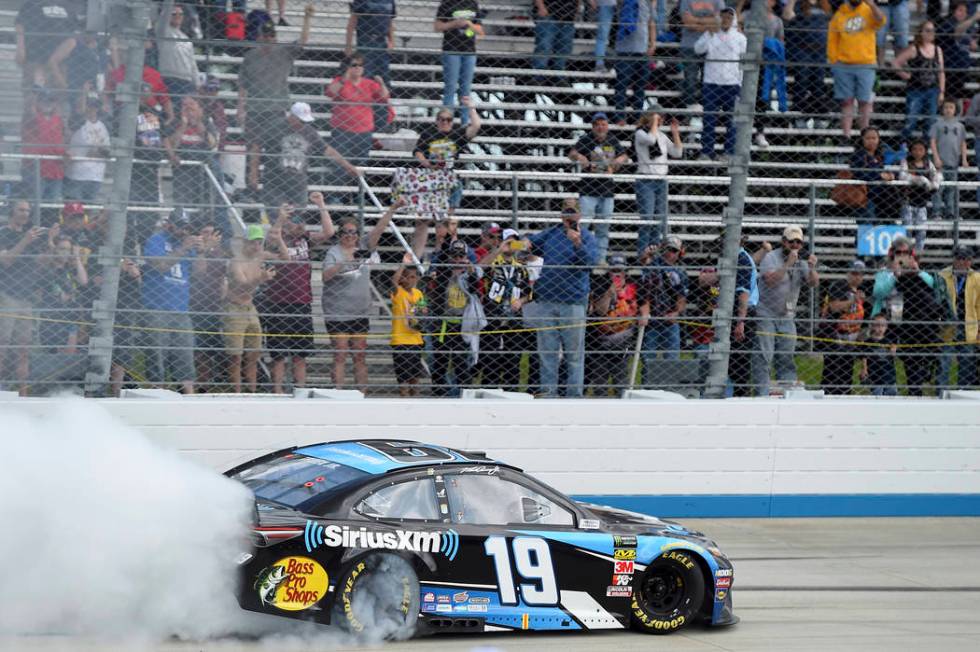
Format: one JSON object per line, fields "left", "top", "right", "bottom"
{"left": 332, "top": 553, "right": 419, "bottom": 640}
{"left": 630, "top": 550, "right": 705, "bottom": 634}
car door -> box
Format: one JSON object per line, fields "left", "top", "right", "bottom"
{"left": 421, "top": 468, "right": 630, "bottom": 631}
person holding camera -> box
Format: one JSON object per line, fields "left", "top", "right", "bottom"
{"left": 753, "top": 225, "right": 818, "bottom": 396}
{"left": 634, "top": 111, "right": 683, "bottom": 257}
{"left": 321, "top": 198, "right": 403, "bottom": 391}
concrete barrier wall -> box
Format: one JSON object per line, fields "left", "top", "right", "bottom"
{"left": 6, "top": 396, "right": 980, "bottom": 517}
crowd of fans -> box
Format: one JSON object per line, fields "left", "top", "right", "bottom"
{"left": 1, "top": 0, "right": 979, "bottom": 398}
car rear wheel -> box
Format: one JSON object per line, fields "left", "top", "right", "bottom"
{"left": 630, "top": 550, "right": 705, "bottom": 634}
{"left": 332, "top": 553, "right": 419, "bottom": 640}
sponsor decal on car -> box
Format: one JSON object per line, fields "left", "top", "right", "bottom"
{"left": 467, "top": 604, "right": 488, "bottom": 612}
{"left": 437, "top": 594, "right": 451, "bottom": 603}
{"left": 453, "top": 591, "right": 469, "bottom": 603}
{"left": 423, "top": 592, "right": 435, "bottom": 602}
{"left": 578, "top": 519, "right": 601, "bottom": 530}
{"left": 469, "top": 596, "right": 491, "bottom": 604}
{"left": 422, "top": 604, "right": 436, "bottom": 612}
{"left": 715, "top": 589, "right": 727, "bottom": 601}
{"left": 662, "top": 550, "right": 696, "bottom": 569}
{"left": 614, "top": 560, "right": 635, "bottom": 575}
{"left": 612, "top": 573, "right": 632, "bottom": 586}
{"left": 304, "top": 520, "right": 459, "bottom": 561}
{"left": 661, "top": 541, "right": 706, "bottom": 554}
{"left": 458, "top": 465, "right": 498, "bottom": 475}
{"left": 716, "top": 577, "right": 731, "bottom": 589}
{"left": 254, "top": 556, "right": 329, "bottom": 612}
{"left": 436, "top": 604, "right": 453, "bottom": 612}
{"left": 715, "top": 568, "right": 733, "bottom": 577}
{"left": 613, "top": 548, "right": 637, "bottom": 561}
{"left": 606, "top": 586, "right": 632, "bottom": 598}
{"left": 613, "top": 535, "right": 638, "bottom": 548}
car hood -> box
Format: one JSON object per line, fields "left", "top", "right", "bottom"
{"left": 577, "top": 502, "right": 707, "bottom": 539}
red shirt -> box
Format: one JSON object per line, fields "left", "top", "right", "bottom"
{"left": 22, "top": 109, "right": 65, "bottom": 179}
{"left": 265, "top": 235, "right": 313, "bottom": 304}
{"left": 107, "top": 65, "right": 170, "bottom": 110}
{"left": 325, "top": 77, "right": 385, "bottom": 134}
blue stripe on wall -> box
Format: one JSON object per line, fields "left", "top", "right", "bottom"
{"left": 571, "top": 494, "right": 980, "bottom": 518}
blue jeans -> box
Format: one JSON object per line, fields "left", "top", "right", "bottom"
{"left": 642, "top": 320, "right": 680, "bottom": 386}
{"left": 934, "top": 167, "right": 959, "bottom": 217}
{"left": 753, "top": 312, "right": 798, "bottom": 397}
{"left": 937, "top": 327, "right": 978, "bottom": 389}
{"left": 701, "top": 83, "right": 740, "bottom": 157}
{"left": 40, "top": 178, "right": 63, "bottom": 202}
{"left": 64, "top": 178, "right": 99, "bottom": 202}
{"left": 902, "top": 87, "right": 939, "bottom": 142}
{"left": 533, "top": 17, "right": 575, "bottom": 70}
{"left": 535, "top": 301, "right": 587, "bottom": 397}
{"left": 442, "top": 54, "right": 477, "bottom": 125}
{"left": 680, "top": 48, "right": 703, "bottom": 107}
{"left": 613, "top": 57, "right": 649, "bottom": 123}
{"left": 635, "top": 178, "right": 668, "bottom": 256}
{"left": 579, "top": 194, "right": 613, "bottom": 264}
{"left": 877, "top": 1, "right": 911, "bottom": 51}
{"left": 593, "top": 5, "right": 615, "bottom": 66}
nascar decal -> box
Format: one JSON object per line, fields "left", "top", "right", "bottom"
{"left": 305, "top": 520, "right": 460, "bottom": 560}
{"left": 254, "top": 556, "right": 328, "bottom": 612}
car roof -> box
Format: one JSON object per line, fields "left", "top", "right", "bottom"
{"left": 293, "top": 439, "right": 512, "bottom": 475}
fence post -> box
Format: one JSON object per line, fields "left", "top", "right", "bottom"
{"left": 32, "top": 158, "right": 41, "bottom": 225}
{"left": 83, "top": 1, "right": 148, "bottom": 395}
{"left": 703, "top": 2, "right": 767, "bottom": 398}
{"left": 807, "top": 182, "right": 817, "bottom": 353}
{"left": 511, "top": 173, "right": 519, "bottom": 228}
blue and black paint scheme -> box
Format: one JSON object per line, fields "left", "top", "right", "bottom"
{"left": 226, "top": 439, "right": 738, "bottom": 636}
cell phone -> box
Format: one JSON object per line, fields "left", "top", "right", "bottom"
{"left": 567, "top": 221, "right": 579, "bottom": 232}
{"left": 509, "top": 240, "right": 526, "bottom": 251}
{"left": 800, "top": 247, "right": 810, "bottom": 259}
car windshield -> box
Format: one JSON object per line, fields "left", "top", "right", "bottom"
{"left": 231, "top": 453, "right": 369, "bottom": 509}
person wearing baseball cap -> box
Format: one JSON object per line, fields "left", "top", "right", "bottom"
{"left": 754, "top": 226, "right": 819, "bottom": 396}
{"left": 568, "top": 110, "right": 628, "bottom": 263}
{"left": 819, "top": 259, "right": 868, "bottom": 394}
{"left": 637, "top": 235, "right": 688, "bottom": 384}
{"left": 694, "top": 4, "right": 746, "bottom": 164}
{"left": 475, "top": 222, "right": 502, "bottom": 260}
{"left": 938, "top": 244, "right": 980, "bottom": 389}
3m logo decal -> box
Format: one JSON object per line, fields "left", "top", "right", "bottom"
{"left": 304, "top": 521, "right": 459, "bottom": 560}
{"left": 614, "top": 560, "right": 634, "bottom": 574}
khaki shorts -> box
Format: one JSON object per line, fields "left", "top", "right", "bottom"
{"left": 0, "top": 293, "right": 34, "bottom": 347}
{"left": 222, "top": 302, "right": 263, "bottom": 355}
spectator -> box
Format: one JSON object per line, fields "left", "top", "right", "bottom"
{"left": 753, "top": 225, "right": 818, "bottom": 396}
{"left": 267, "top": 0, "right": 288, "bottom": 26}
{"left": 239, "top": 5, "right": 314, "bottom": 194}
{"left": 929, "top": 98, "right": 969, "bottom": 220}
{"left": 0, "top": 200, "right": 44, "bottom": 395}
{"left": 414, "top": 97, "right": 481, "bottom": 219}
{"left": 57, "top": 202, "right": 98, "bottom": 262}
{"left": 818, "top": 259, "right": 866, "bottom": 394}
{"left": 567, "top": 112, "right": 628, "bottom": 264}
{"left": 526, "top": 199, "right": 599, "bottom": 397}
{"left": 110, "top": 257, "right": 143, "bottom": 397}
{"left": 64, "top": 96, "right": 110, "bottom": 203}
{"left": 37, "top": 234, "right": 87, "bottom": 353}
{"left": 893, "top": 20, "right": 944, "bottom": 144}
{"left": 871, "top": 236, "right": 941, "bottom": 395}
{"left": 875, "top": 0, "right": 910, "bottom": 66}
{"left": 748, "top": 0, "right": 787, "bottom": 148}
{"left": 592, "top": 0, "right": 618, "bottom": 72}
{"left": 155, "top": 0, "right": 200, "bottom": 100}
{"left": 479, "top": 228, "right": 535, "bottom": 390}
{"left": 634, "top": 111, "right": 682, "bottom": 257}
{"left": 474, "top": 222, "right": 502, "bottom": 260}
{"left": 612, "top": 0, "right": 655, "bottom": 125}
{"left": 225, "top": 224, "right": 281, "bottom": 393}
{"left": 827, "top": 0, "right": 884, "bottom": 138}
{"left": 695, "top": 7, "right": 746, "bottom": 163}
{"left": 937, "top": 245, "right": 979, "bottom": 389}
{"left": 188, "top": 221, "right": 227, "bottom": 391}
{"left": 262, "top": 194, "right": 335, "bottom": 394}
{"left": 680, "top": 0, "right": 725, "bottom": 124}
{"left": 434, "top": 0, "right": 483, "bottom": 126}
{"left": 688, "top": 263, "right": 721, "bottom": 387}
{"left": 850, "top": 126, "right": 896, "bottom": 223}
{"left": 783, "top": 0, "right": 830, "bottom": 128}
{"left": 105, "top": 36, "right": 174, "bottom": 125}
{"left": 141, "top": 208, "right": 200, "bottom": 394}
{"left": 637, "top": 235, "right": 688, "bottom": 385}
{"left": 165, "top": 97, "right": 218, "bottom": 210}
{"left": 964, "top": 86, "right": 980, "bottom": 207}
{"left": 346, "top": 0, "right": 396, "bottom": 130}
{"left": 532, "top": 0, "right": 580, "bottom": 74}
{"left": 427, "top": 239, "right": 485, "bottom": 396}
{"left": 898, "top": 139, "right": 940, "bottom": 253}
{"left": 199, "top": 76, "right": 228, "bottom": 147}
{"left": 325, "top": 51, "right": 389, "bottom": 194}
{"left": 260, "top": 102, "right": 359, "bottom": 211}
{"left": 859, "top": 313, "right": 898, "bottom": 395}
{"left": 390, "top": 253, "right": 427, "bottom": 396}
{"left": 132, "top": 88, "right": 166, "bottom": 206}
{"left": 321, "top": 199, "right": 401, "bottom": 390}
{"left": 729, "top": 234, "right": 767, "bottom": 396}
{"left": 22, "top": 88, "right": 66, "bottom": 204}
{"left": 46, "top": 30, "right": 104, "bottom": 117}
{"left": 14, "top": 0, "right": 76, "bottom": 91}
{"left": 586, "top": 254, "right": 639, "bottom": 394}
{"left": 935, "top": 2, "right": 980, "bottom": 107}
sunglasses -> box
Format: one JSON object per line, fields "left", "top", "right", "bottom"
{"left": 666, "top": 247, "right": 681, "bottom": 253}
{"left": 437, "top": 116, "right": 453, "bottom": 123}
{"left": 340, "top": 229, "right": 358, "bottom": 236}
{"left": 787, "top": 239, "right": 803, "bottom": 245}
{"left": 894, "top": 249, "right": 911, "bottom": 255}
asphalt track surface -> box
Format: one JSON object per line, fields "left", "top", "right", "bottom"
{"left": 8, "top": 518, "right": 980, "bottom": 652}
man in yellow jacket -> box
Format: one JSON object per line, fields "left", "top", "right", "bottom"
{"left": 938, "top": 245, "right": 980, "bottom": 389}
{"left": 827, "top": 0, "right": 885, "bottom": 138}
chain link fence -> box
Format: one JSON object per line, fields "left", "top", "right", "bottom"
{"left": 0, "top": 0, "right": 977, "bottom": 397}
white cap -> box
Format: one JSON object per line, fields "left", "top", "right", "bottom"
{"left": 502, "top": 228, "right": 520, "bottom": 241}
{"left": 289, "top": 102, "right": 314, "bottom": 123}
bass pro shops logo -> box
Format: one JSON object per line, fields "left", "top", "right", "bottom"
{"left": 304, "top": 520, "right": 460, "bottom": 561}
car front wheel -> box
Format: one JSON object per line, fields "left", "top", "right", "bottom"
{"left": 333, "top": 553, "right": 420, "bottom": 640}
{"left": 630, "top": 550, "right": 705, "bottom": 634}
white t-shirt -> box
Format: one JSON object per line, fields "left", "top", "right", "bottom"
{"left": 67, "top": 119, "right": 110, "bottom": 182}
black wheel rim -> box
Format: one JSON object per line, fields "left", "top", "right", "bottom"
{"left": 640, "top": 567, "right": 685, "bottom": 615}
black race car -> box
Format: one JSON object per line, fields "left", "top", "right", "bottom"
{"left": 227, "top": 440, "right": 737, "bottom": 638}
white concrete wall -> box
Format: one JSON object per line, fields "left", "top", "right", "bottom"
{"left": 4, "top": 397, "right": 979, "bottom": 500}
